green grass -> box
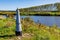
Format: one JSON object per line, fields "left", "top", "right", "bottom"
{"left": 20, "top": 11, "right": 60, "bottom": 16}
{"left": 0, "top": 17, "right": 60, "bottom": 40}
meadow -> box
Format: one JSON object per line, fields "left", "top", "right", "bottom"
{"left": 0, "top": 17, "right": 60, "bottom": 40}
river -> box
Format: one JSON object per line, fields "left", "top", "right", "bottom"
{"left": 19, "top": 16, "right": 60, "bottom": 27}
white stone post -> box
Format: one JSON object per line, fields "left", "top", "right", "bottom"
{"left": 15, "top": 8, "right": 22, "bottom": 36}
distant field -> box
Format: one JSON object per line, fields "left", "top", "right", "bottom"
{"left": 0, "top": 11, "right": 16, "bottom": 15}
{"left": 0, "top": 11, "right": 60, "bottom": 16}
{"left": 20, "top": 11, "right": 60, "bottom": 16}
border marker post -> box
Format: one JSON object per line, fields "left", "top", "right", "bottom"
{"left": 15, "top": 8, "right": 22, "bottom": 36}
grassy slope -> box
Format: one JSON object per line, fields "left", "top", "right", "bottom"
{"left": 20, "top": 11, "right": 60, "bottom": 16}
{"left": 0, "top": 17, "right": 60, "bottom": 40}
{"left": 20, "top": 3, "right": 60, "bottom": 16}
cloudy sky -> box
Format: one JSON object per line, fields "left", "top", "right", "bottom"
{"left": 0, "top": 0, "right": 60, "bottom": 10}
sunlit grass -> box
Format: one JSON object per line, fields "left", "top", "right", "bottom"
{"left": 0, "top": 17, "right": 60, "bottom": 40}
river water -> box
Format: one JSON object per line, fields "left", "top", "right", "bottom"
{"left": 19, "top": 16, "right": 60, "bottom": 27}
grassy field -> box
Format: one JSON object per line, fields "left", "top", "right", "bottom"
{"left": 20, "top": 11, "right": 60, "bottom": 16}
{"left": 0, "top": 17, "right": 60, "bottom": 40}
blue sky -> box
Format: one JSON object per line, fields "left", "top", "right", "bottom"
{"left": 0, "top": 0, "right": 60, "bottom": 10}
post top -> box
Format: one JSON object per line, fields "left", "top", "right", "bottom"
{"left": 16, "top": 8, "right": 20, "bottom": 14}
{"left": 16, "top": 8, "right": 19, "bottom": 12}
